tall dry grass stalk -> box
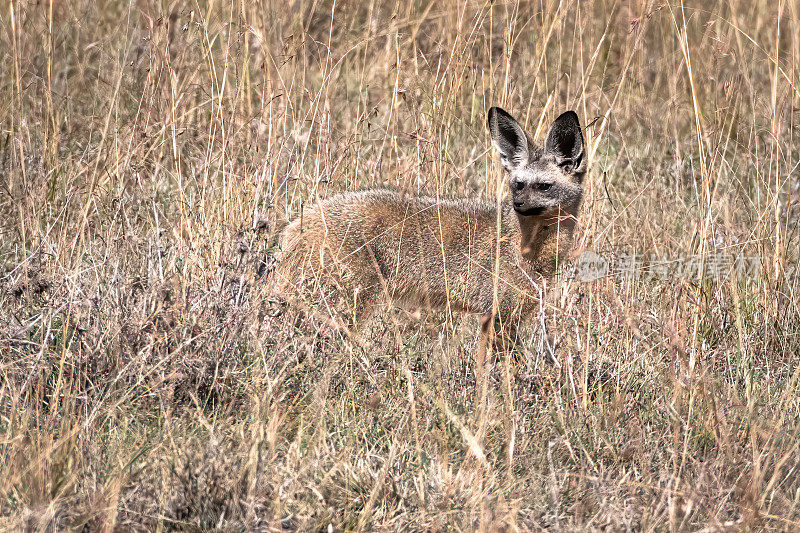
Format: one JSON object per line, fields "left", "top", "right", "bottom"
{"left": 1, "top": 0, "right": 799, "bottom": 529}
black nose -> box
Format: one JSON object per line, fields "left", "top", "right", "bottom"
{"left": 513, "top": 200, "right": 524, "bottom": 208}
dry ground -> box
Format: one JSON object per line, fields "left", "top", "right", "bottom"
{"left": 2, "top": 0, "right": 800, "bottom": 530}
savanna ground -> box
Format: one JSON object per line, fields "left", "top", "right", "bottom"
{"left": 2, "top": 0, "right": 800, "bottom": 530}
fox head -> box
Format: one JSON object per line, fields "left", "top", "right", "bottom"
{"left": 488, "top": 107, "right": 586, "bottom": 217}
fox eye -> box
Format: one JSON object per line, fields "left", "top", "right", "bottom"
{"left": 535, "top": 182, "right": 552, "bottom": 191}
{"left": 513, "top": 180, "right": 525, "bottom": 191}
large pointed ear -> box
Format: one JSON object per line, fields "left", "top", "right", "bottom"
{"left": 544, "top": 111, "right": 584, "bottom": 173}
{"left": 487, "top": 107, "right": 530, "bottom": 170}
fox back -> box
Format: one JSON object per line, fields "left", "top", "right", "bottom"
{"left": 274, "top": 107, "right": 586, "bottom": 325}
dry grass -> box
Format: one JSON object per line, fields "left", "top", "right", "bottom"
{"left": 1, "top": 0, "right": 800, "bottom": 530}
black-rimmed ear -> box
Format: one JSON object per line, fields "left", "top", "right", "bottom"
{"left": 545, "top": 111, "right": 584, "bottom": 173}
{"left": 488, "top": 107, "right": 530, "bottom": 170}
